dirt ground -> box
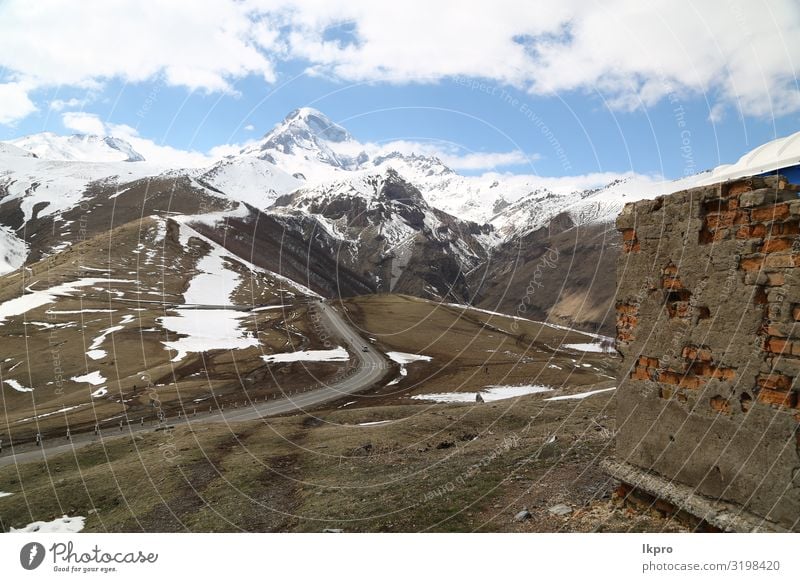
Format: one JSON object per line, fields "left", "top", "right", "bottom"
{"left": 0, "top": 379, "right": 686, "bottom": 532}
{"left": 0, "top": 271, "right": 684, "bottom": 532}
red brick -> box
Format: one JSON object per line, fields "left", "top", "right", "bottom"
{"left": 661, "top": 264, "right": 678, "bottom": 275}
{"left": 666, "top": 301, "right": 692, "bottom": 319}
{"left": 703, "top": 199, "right": 729, "bottom": 213}
{"left": 739, "top": 255, "right": 765, "bottom": 271}
{"left": 662, "top": 276, "right": 684, "bottom": 290}
{"left": 736, "top": 223, "right": 767, "bottom": 239}
{"left": 757, "top": 388, "right": 798, "bottom": 408}
{"left": 710, "top": 395, "right": 731, "bottom": 414}
{"left": 761, "top": 238, "right": 794, "bottom": 253}
{"left": 658, "top": 371, "right": 680, "bottom": 385}
{"left": 766, "top": 272, "right": 786, "bottom": 286}
{"left": 659, "top": 369, "right": 704, "bottom": 389}
{"left": 690, "top": 362, "right": 714, "bottom": 376}
{"left": 711, "top": 367, "right": 736, "bottom": 381}
{"left": 757, "top": 373, "right": 793, "bottom": 391}
{"left": 705, "top": 210, "right": 749, "bottom": 229}
{"left": 621, "top": 228, "right": 637, "bottom": 241}
{"left": 679, "top": 375, "right": 705, "bottom": 390}
{"left": 638, "top": 356, "right": 660, "bottom": 368}
{"left": 681, "top": 345, "right": 712, "bottom": 361}
{"left": 765, "top": 337, "right": 791, "bottom": 354}
{"left": 631, "top": 366, "right": 651, "bottom": 381}
{"left": 717, "top": 228, "right": 731, "bottom": 241}
{"left": 705, "top": 212, "right": 730, "bottom": 229}
{"left": 752, "top": 203, "right": 790, "bottom": 222}
{"left": 793, "top": 306, "right": 800, "bottom": 321}
{"left": 764, "top": 324, "right": 786, "bottom": 337}
{"left": 623, "top": 240, "right": 641, "bottom": 253}
{"left": 616, "top": 303, "right": 638, "bottom": 314}
{"left": 773, "top": 221, "right": 800, "bottom": 236}
{"left": 751, "top": 223, "right": 768, "bottom": 237}
{"left": 725, "top": 181, "right": 752, "bottom": 197}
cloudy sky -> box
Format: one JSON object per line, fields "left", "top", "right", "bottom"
{"left": 0, "top": 0, "right": 798, "bottom": 178}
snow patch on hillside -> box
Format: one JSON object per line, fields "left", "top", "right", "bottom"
{"left": 261, "top": 347, "right": 349, "bottom": 363}
{"left": 0, "top": 278, "right": 133, "bottom": 325}
{"left": 413, "top": 384, "right": 553, "bottom": 403}
{"left": 0, "top": 226, "right": 27, "bottom": 275}
{"left": 4, "top": 379, "right": 33, "bottom": 392}
{"left": 10, "top": 515, "right": 85, "bottom": 533}
{"left": 159, "top": 225, "right": 261, "bottom": 361}
{"left": 71, "top": 371, "right": 106, "bottom": 386}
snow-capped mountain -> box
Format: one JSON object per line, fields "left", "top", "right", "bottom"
{"left": 0, "top": 150, "right": 163, "bottom": 225}
{"left": 195, "top": 155, "right": 301, "bottom": 210}
{"left": 272, "top": 168, "right": 488, "bottom": 282}
{"left": 0, "top": 142, "right": 37, "bottom": 159}
{"left": 200, "top": 108, "right": 675, "bottom": 240}
{"left": 2, "top": 107, "right": 796, "bottom": 333}
{"left": 9, "top": 133, "right": 145, "bottom": 163}
{"left": 190, "top": 168, "right": 488, "bottom": 302}
{"left": 239, "top": 107, "right": 368, "bottom": 178}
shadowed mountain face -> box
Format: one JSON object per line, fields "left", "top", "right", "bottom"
{"left": 0, "top": 176, "right": 233, "bottom": 264}
{"left": 190, "top": 170, "right": 491, "bottom": 303}
{"left": 469, "top": 213, "right": 618, "bottom": 335}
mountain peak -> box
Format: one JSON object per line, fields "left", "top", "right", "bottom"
{"left": 242, "top": 107, "right": 365, "bottom": 171}
{"left": 272, "top": 107, "right": 353, "bottom": 144}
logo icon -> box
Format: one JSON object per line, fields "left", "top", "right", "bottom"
{"left": 20, "top": 542, "right": 46, "bottom": 570}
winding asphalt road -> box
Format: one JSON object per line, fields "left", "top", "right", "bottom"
{"left": 0, "top": 301, "right": 391, "bottom": 468}
{"left": 220, "top": 302, "right": 389, "bottom": 421}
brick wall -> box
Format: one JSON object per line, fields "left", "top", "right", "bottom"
{"left": 615, "top": 175, "right": 800, "bottom": 531}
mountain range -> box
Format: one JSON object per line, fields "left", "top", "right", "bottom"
{"left": 0, "top": 107, "right": 761, "bottom": 333}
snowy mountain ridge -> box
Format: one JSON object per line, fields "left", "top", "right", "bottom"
{"left": 0, "top": 107, "right": 793, "bottom": 280}
{"left": 201, "top": 108, "right": 691, "bottom": 239}
{"left": 9, "top": 132, "right": 145, "bottom": 163}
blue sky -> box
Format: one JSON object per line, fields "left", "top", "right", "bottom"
{"left": 1, "top": 1, "right": 798, "bottom": 180}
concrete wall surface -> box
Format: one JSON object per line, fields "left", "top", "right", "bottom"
{"left": 615, "top": 175, "right": 800, "bottom": 531}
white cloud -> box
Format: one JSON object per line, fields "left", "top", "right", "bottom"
{"left": 440, "top": 151, "right": 533, "bottom": 171}
{"left": 208, "top": 139, "right": 259, "bottom": 159}
{"left": 0, "top": 82, "right": 36, "bottom": 124}
{"left": 106, "top": 123, "right": 214, "bottom": 168}
{"left": 55, "top": 112, "right": 216, "bottom": 168}
{"left": 62, "top": 111, "right": 107, "bottom": 135}
{"left": 244, "top": 124, "right": 256, "bottom": 131}
{"left": 365, "top": 139, "right": 533, "bottom": 171}
{"left": 708, "top": 103, "right": 727, "bottom": 124}
{"left": 50, "top": 97, "right": 93, "bottom": 111}
{"left": 0, "top": 0, "right": 281, "bottom": 123}
{"left": 1, "top": 0, "right": 798, "bottom": 125}
{"left": 271, "top": 0, "right": 800, "bottom": 117}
